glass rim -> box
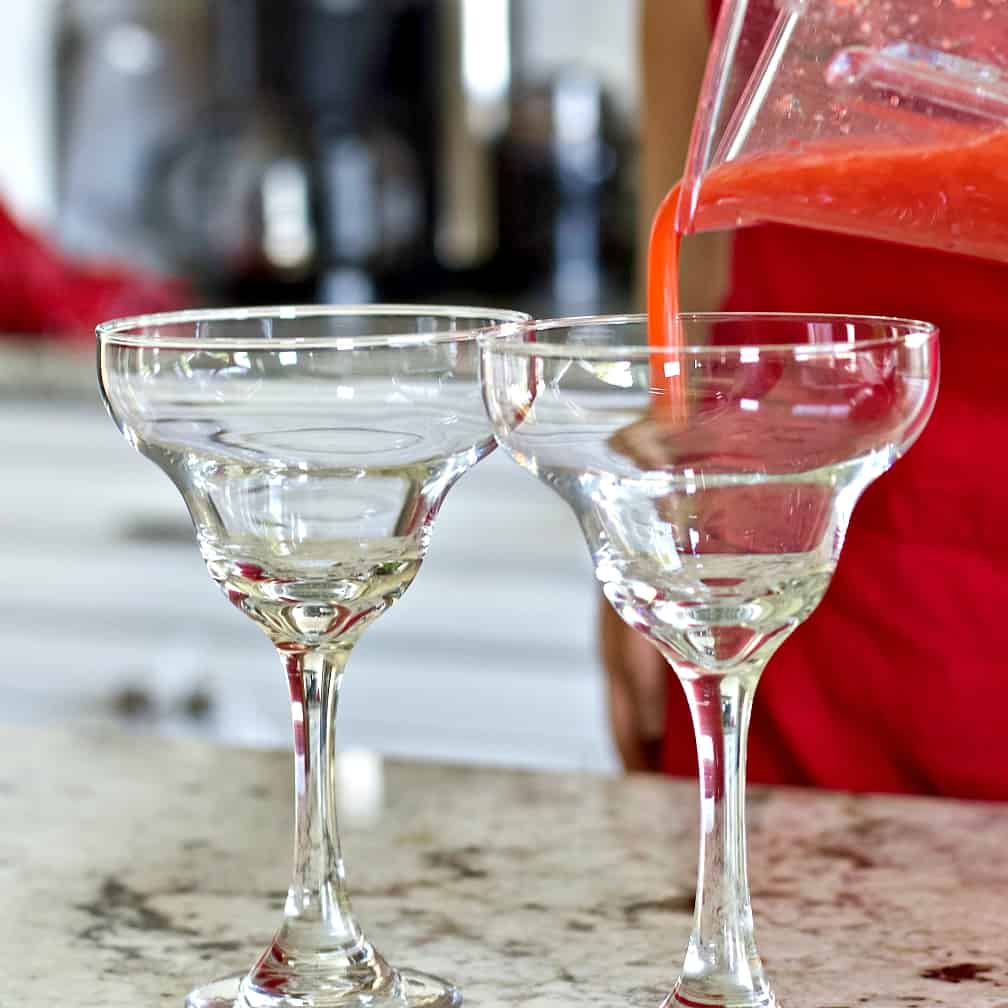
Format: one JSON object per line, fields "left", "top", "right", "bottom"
{"left": 478, "top": 312, "right": 939, "bottom": 358}
{"left": 96, "top": 304, "right": 532, "bottom": 350}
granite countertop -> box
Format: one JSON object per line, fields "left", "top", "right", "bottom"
{"left": 5, "top": 726, "right": 1008, "bottom": 1007}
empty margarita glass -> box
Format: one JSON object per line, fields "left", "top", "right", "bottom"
{"left": 98, "top": 304, "right": 527, "bottom": 1008}
{"left": 480, "top": 313, "right": 938, "bottom": 1007}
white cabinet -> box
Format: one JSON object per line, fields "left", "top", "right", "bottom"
{"left": 0, "top": 387, "right": 617, "bottom": 772}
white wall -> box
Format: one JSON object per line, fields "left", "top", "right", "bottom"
{"left": 517, "top": 0, "right": 640, "bottom": 120}
{"left": 0, "top": 0, "right": 58, "bottom": 224}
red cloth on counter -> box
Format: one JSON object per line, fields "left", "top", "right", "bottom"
{"left": 657, "top": 1, "right": 1008, "bottom": 800}
{"left": 0, "top": 200, "right": 187, "bottom": 343}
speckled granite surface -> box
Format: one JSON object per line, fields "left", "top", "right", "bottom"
{"left": 5, "top": 725, "right": 1007, "bottom": 1007}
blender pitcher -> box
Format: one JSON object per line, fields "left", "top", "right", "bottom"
{"left": 676, "top": 0, "right": 1008, "bottom": 262}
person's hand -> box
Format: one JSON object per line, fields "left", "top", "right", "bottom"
{"left": 599, "top": 595, "right": 669, "bottom": 772}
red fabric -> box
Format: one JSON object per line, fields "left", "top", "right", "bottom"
{"left": 660, "top": 1, "right": 1008, "bottom": 801}
{"left": 0, "top": 200, "right": 187, "bottom": 344}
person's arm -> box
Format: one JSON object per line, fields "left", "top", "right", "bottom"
{"left": 604, "top": 0, "right": 728, "bottom": 773}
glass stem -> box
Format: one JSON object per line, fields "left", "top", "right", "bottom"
{"left": 673, "top": 670, "right": 773, "bottom": 1008}
{"left": 242, "top": 645, "right": 394, "bottom": 1003}
{"left": 284, "top": 645, "right": 358, "bottom": 939}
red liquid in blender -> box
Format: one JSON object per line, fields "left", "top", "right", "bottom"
{"left": 647, "top": 127, "right": 1008, "bottom": 398}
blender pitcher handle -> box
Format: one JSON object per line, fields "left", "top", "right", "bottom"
{"left": 826, "top": 42, "right": 1008, "bottom": 124}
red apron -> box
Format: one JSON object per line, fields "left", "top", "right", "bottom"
{"left": 659, "top": 2, "right": 1008, "bottom": 800}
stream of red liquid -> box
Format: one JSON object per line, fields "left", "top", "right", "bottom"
{"left": 646, "top": 181, "right": 686, "bottom": 418}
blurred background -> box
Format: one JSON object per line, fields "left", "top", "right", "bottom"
{"left": 0, "top": 0, "right": 644, "bottom": 771}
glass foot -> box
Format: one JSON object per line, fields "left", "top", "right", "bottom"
{"left": 185, "top": 970, "right": 462, "bottom": 1008}
{"left": 663, "top": 979, "right": 776, "bottom": 1008}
